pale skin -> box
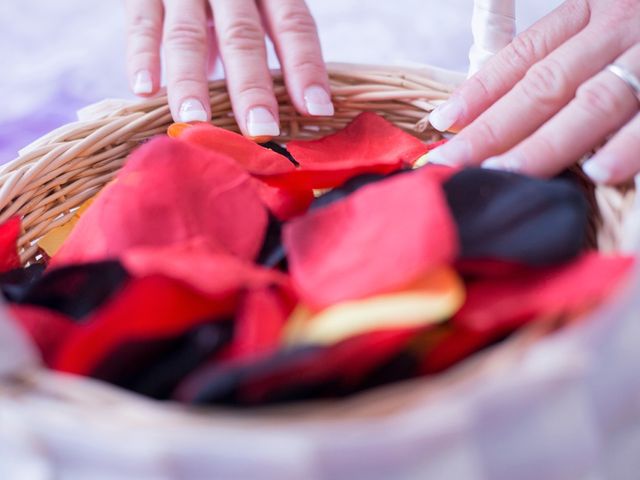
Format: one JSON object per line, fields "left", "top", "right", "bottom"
{"left": 126, "top": 0, "right": 640, "bottom": 185}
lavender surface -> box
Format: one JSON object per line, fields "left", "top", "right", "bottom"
{"left": 0, "top": 0, "right": 561, "bottom": 164}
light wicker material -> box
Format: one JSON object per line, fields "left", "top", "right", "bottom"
{"left": 1, "top": 63, "right": 639, "bottom": 479}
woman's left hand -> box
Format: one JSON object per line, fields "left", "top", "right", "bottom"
{"left": 429, "top": 0, "right": 640, "bottom": 185}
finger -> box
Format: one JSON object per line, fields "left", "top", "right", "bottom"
{"left": 584, "top": 113, "right": 640, "bottom": 185}
{"left": 163, "top": 0, "right": 211, "bottom": 123}
{"left": 429, "top": 0, "right": 590, "bottom": 133}
{"left": 206, "top": 19, "right": 219, "bottom": 77}
{"left": 260, "top": 0, "right": 333, "bottom": 117}
{"left": 126, "top": 0, "right": 164, "bottom": 96}
{"left": 429, "top": 25, "right": 628, "bottom": 167}
{"left": 484, "top": 43, "right": 640, "bottom": 179}
{"left": 211, "top": 0, "right": 279, "bottom": 139}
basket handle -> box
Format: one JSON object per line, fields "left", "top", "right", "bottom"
{"left": 469, "top": 0, "right": 516, "bottom": 75}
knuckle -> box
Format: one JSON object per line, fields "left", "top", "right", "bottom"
{"left": 576, "top": 79, "right": 626, "bottom": 117}
{"left": 164, "top": 20, "right": 207, "bottom": 49}
{"left": 235, "top": 83, "right": 274, "bottom": 101}
{"left": 289, "top": 58, "right": 325, "bottom": 74}
{"left": 276, "top": 5, "right": 318, "bottom": 37}
{"left": 506, "top": 29, "right": 547, "bottom": 69}
{"left": 220, "top": 19, "right": 265, "bottom": 53}
{"left": 469, "top": 120, "right": 502, "bottom": 155}
{"left": 128, "top": 14, "right": 159, "bottom": 43}
{"left": 520, "top": 59, "right": 571, "bottom": 106}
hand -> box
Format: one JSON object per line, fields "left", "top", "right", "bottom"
{"left": 125, "top": 0, "right": 334, "bottom": 138}
{"left": 429, "top": 0, "right": 640, "bottom": 185}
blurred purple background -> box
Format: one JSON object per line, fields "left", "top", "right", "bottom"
{"left": 0, "top": 0, "right": 562, "bottom": 164}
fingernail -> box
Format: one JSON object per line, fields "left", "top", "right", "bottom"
{"left": 482, "top": 156, "right": 504, "bottom": 170}
{"left": 482, "top": 155, "right": 520, "bottom": 172}
{"left": 179, "top": 99, "right": 208, "bottom": 123}
{"left": 304, "top": 85, "right": 335, "bottom": 116}
{"left": 582, "top": 159, "right": 611, "bottom": 184}
{"left": 429, "top": 96, "right": 464, "bottom": 132}
{"left": 133, "top": 70, "right": 153, "bottom": 95}
{"left": 247, "top": 107, "right": 280, "bottom": 137}
{"left": 427, "top": 139, "right": 471, "bottom": 166}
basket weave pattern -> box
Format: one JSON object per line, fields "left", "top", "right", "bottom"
{"left": 0, "top": 64, "right": 461, "bottom": 265}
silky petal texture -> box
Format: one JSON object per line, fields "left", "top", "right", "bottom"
{"left": 176, "top": 328, "right": 417, "bottom": 405}
{"left": 53, "top": 275, "right": 233, "bottom": 375}
{"left": 174, "top": 123, "right": 311, "bottom": 220}
{"left": 242, "top": 329, "right": 419, "bottom": 404}
{"left": 52, "top": 137, "right": 268, "bottom": 266}
{"left": 284, "top": 268, "right": 465, "bottom": 346}
{"left": 454, "top": 253, "right": 634, "bottom": 334}
{"left": 178, "top": 123, "right": 295, "bottom": 176}
{"left": 10, "top": 305, "right": 76, "bottom": 366}
{"left": 444, "top": 168, "right": 589, "bottom": 266}
{"left": 121, "top": 240, "right": 291, "bottom": 299}
{"left": 0, "top": 217, "right": 21, "bottom": 273}
{"left": 265, "top": 112, "right": 431, "bottom": 190}
{"left": 255, "top": 181, "right": 314, "bottom": 221}
{"left": 227, "top": 287, "right": 296, "bottom": 361}
{"left": 284, "top": 168, "right": 459, "bottom": 308}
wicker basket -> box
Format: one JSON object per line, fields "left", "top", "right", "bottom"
{"left": 1, "top": 63, "right": 639, "bottom": 480}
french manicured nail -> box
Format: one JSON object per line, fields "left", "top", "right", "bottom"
{"left": 133, "top": 70, "right": 153, "bottom": 95}
{"left": 179, "top": 99, "right": 208, "bottom": 123}
{"left": 582, "top": 159, "right": 610, "bottom": 184}
{"left": 482, "top": 155, "right": 520, "bottom": 172}
{"left": 429, "top": 96, "right": 464, "bottom": 132}
{"left": 482, "top": 156, "right": 504, "bottom": 170}
{"left": 304, "top": 85, "right": 334, "bottom": 116}
{"left": 427, "top": 139, "right": 471, "bottom": 166}
{"left": 247, "top": 107, "right": 280, "bottom": 137}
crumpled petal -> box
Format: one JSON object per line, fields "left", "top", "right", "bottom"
{"left": 284, "top": 168, "right": 459, "bottom": 308}
{"left": 454, "top": 253, "right": 634, "bottom": 335}
{"left": 264, "top": 112, "right": 431, "bottom": 190}
{"left": 52, "top": 137, "right": 268, "bottom": 266}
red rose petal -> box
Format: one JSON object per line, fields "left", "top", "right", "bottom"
{"left": 242, "top": 328, "right": 419, "bottom": 403}
{"left": 227, "top": 287, "right": 296, "bottom": 361}
{"left": 121, "top": 240, "right": 290, "bottom": 299}
{"left": 284, "top": 169, "right": 458, "bottom": 309}
{"left": 53, "top": 275, "right": 231, "bottom": 375}
{"left": 10, "top": 305, "right": 76, "bottom": 366}
{"left": 263, "top": 112, "right": 430, "bottom": 190}
{"left": 454, "top": 253, "right": 634, "bottom": 335}
{"left": 179, "top": 123, "right": 295, "bottom": 176}
{"left": 52, "top": 137, "right": 268, "bottom": 266}
{"left": 0, "top": 217, "right": 21, "bottom": 273}
{"left": 255, "top": 181, "right": 314, "bottom": 221}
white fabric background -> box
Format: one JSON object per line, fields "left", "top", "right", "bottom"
{"left": 0, "top": 0, "right": 563, "bottom": 162}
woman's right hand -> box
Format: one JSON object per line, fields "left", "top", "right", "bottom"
{"left": 125, "top": 0, "right": 334, "bottom": 138}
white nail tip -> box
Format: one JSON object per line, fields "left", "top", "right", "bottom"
{"left": 133, "top": 70, "right": 153, "bottom": 95}
{"left": 179, "top": 99, "right": 208, "bottom": 123}
{"left": 482, "top": 157, "right": 503, "bottom": 170}
{"left": 247, "top": 122, "right": 280, "bottom": 137}
{"left": 583, "top": 161, "right": 610, "bottom": 183}
{"left": 306, "top": 102, "right": 335, "bottom": 117}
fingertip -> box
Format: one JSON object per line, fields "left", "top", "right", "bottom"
{"left": 132, "top": 70, "right": 156, "bottom": 96}
{"left": 177, "top": 98, "right": 210, "bottom": 123}
{"left": 303, "top": 85, "right": 334, "bottom": 117}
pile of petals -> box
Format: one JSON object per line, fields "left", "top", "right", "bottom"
{"left": 0, "top": 112, "right": 634, "bottom": 406}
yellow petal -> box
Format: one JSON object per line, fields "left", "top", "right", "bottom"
{"left": 284, "top": 267, "right": 465, "bottom": 346}
{"left": 37, "top": 196, "right": 96, "bottom": 257}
